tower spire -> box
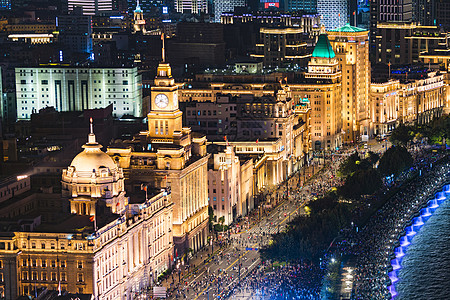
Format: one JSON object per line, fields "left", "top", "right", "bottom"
{"left": 89, "top": 117, "right": 94, "bottom": 134}
{"left": 161, "top": 33, "right": 165, "bottom": 62}
{"left": 87, "top": 117, "right": 97, "bottom": 144}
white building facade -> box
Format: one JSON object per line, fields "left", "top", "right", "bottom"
{"left": 15, "top": 66, "right": 142, "bottom": 120}
{"left": 93, "top": 191, "right": 174, "bottom": 300}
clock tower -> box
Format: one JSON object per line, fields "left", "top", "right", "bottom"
{"left": 148, "top": 34, "right": 182, "bottom": 139}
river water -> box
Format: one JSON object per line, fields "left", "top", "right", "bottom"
{"left": 396, "top": 190, "right": 450, "bottom": 299}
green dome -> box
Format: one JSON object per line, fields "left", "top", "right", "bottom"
{"left": 328, "top": 24, "right": 367, "bottom": 32}
{"left": 312, "top": 34, "right": 335, "bottom": 59}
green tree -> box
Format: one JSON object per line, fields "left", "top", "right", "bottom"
{"left": 366, "top": 151, "right": 380, "bottom": 165}
{"left": 208, "top": 206, "right": 215, "bottom": 231}
{"left": 390, "top": 124, "right": 414, "bottom": 146}
{"left": 378, "top": 146, "right": 413, "bottom": 177}
{"left": 337, "top": 152, "right": 360, "bottom": 178}
{"left": 339, "top": 168, "right": 382, "bottom": 199}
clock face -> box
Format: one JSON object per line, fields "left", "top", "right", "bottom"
{"left": 155, "top": 93, "right": 169, "bottom": 108}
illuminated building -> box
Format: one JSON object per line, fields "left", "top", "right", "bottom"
{"left": 369, "top": 80, "right": 401, "bottom": 136}
{"left": 398, "top": 72, "right": 446, "bottom": 124}
{"left": 208, "top": 145, "right": 251, "bottom": 225}
{"left": 0, "top": 0, "right": 10, "bottom": 10}
{"left": 285, "top": 0, "right": 317, "bottom": 12}
{"left": 62, "top": 120, "right": 128, "bottom": 216}
{"left": 107, "top": 52, "right": 210, "bottom": 256}
{"left": 251, "top": 27, "right": 311, "bottom": 67}
{"left": 213, "top": 0, "right": 245, "bottom": 23}
{"left": 7, "top": 34, "right": 55, "bottom": 44}
{"left": 369, "top": 72, "right": 446, "bottom": 136}
{"left": 174, "top": 0, "right": 208, "bottom": 14}
{"left": 68, "top": 0, "right": 113, "bottom": 15}
{"left": 0, "top": 124, "right": 174, "bottom": 299}
{"left": 374, "top": 22, "right": 450, "bottom": 65}
{"left": 220, "top": 11, "right": 321, "bottom": 33}
{"left": 317, "top": 0, "right": 348, "bottom": 30}
{"left": 327, "top": 24, "right": 370, "bottom": 142}
{"left": 132, "top": 0, "right": 146, "bottom": 33}
{"left": 290, "top": 32, "right": 343, "bottom": 150}
{"left": 4, "top": 23, "right": 56, "bottom": 34}
{"left": 220, "top": 11, "right": 321, "bottom": 29}
{"left": 15, "top": 66, "right": 142, "bottom": 120}
{"left": 369, "top": 0, "right": 412, "bottom": 61}
{"left": 92, "top": 188, "right": 174, "bottom": 299}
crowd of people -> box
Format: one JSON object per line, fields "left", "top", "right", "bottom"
{"left": 164, "top": 143, "right": 448, "bottom": 300}
{"left": 233, "top": 262, "right": 323, "bottom": 300}
{"left": 337, "top": 147, "right": 449, "bottom": 299}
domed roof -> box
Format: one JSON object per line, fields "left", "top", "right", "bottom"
{"left": 70, "top": 148, "right": 117, "bottom": 174}
{"left": 70, "top": 119, "right": 117, "bottom": 174}
{"left": 312, "top": 34, "right": 335, "bottom": 59}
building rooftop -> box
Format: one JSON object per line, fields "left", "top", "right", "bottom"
{"left": 311, "top": 34, "right": 335, "bottom": 59}
{"left": 328, "top": 24, "right": 367, "bottom": 33}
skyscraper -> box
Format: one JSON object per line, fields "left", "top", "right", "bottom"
{"left": 317, "top": 0, "right": 348, "bottom": 30}
{"left": 0, "top": 0, "right": 11, "bottom": 10}
{"left": 285, "top": 0, "right": 317, "bottom": 12}
{"left": 369, "top": 0, "right": 412, "bottom": 61}
{"left": 213, "top": 0, "right": 245, "bottom": 22}
{"left": 175, "top": 0, "right": 208, "bottom": 14}
{"left": 67, "top": 0, "right": 113, "bottom": 15}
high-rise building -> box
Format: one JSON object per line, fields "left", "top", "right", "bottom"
{"left": 374, "top": 22, "right": 448, "bottom": 65}
{"left": 436, "top": 0, "right": 450, "bottom": 29}
{"left": 0, "top": 0, "right": 11, "bottom": 10}
{"left": 328, "top": 24, "right": 370, "bottom": 142}
{"left": 317, "top": 0, "right": 348, "bottom": 30}
{"left": 370, "top": 0, "right": 413, "bottom": 60}
{"left": 285, "top": 0, "right": 317, "bottom": 12}
{"left": 250, "top": 27, "right": 310, "bottom": 67}
{"left": 15, "top": 66, "right": 142, "bottom": 120}
{"left": 68, "top": 0, "right": 113, "bottom": 15}
{"left": 213, "top": 0, "right": 245, "bottom": 22}
{"left": 414, "top": 0, "right": 436, "bottom": 26}
{"left": 57, "top": 8, "right": 93, "bottom": 53}
{"left": 127, "top": 0, "right": 165, "bottom": 16}
{"left": 175, "top": 0, "right": 208, "bottom": 14}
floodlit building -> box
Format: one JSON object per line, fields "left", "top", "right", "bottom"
{"left": 208, "top": 145, "right": 242, "bottom": 225}
{"left": 369, "top": 80, "right": 401, "bottom": 136}
{"left": 327, "top": 24, "right": 370, "bottom": 143}
{"left": 15, "top": 66, "right": 142, "bottom": 120}
{"left": 290, "top": 33, "right": 342, "bottom": 150}
{"left": 0, "top": 123, "right": 174, "bottom": 299}
{"left": 107, "top": 58, "right": 210, "bottom": 256}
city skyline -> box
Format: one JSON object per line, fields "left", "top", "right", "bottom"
{"left": 0, "top": 1, "right": 450, "bottom": 299}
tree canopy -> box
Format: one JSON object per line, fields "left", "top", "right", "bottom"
{"left": 378, "top": 146, "right": 413, "bottom": 177}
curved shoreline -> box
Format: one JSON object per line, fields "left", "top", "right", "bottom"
{"left": 387, "top": 183, "right": 450, "bottom": 299}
